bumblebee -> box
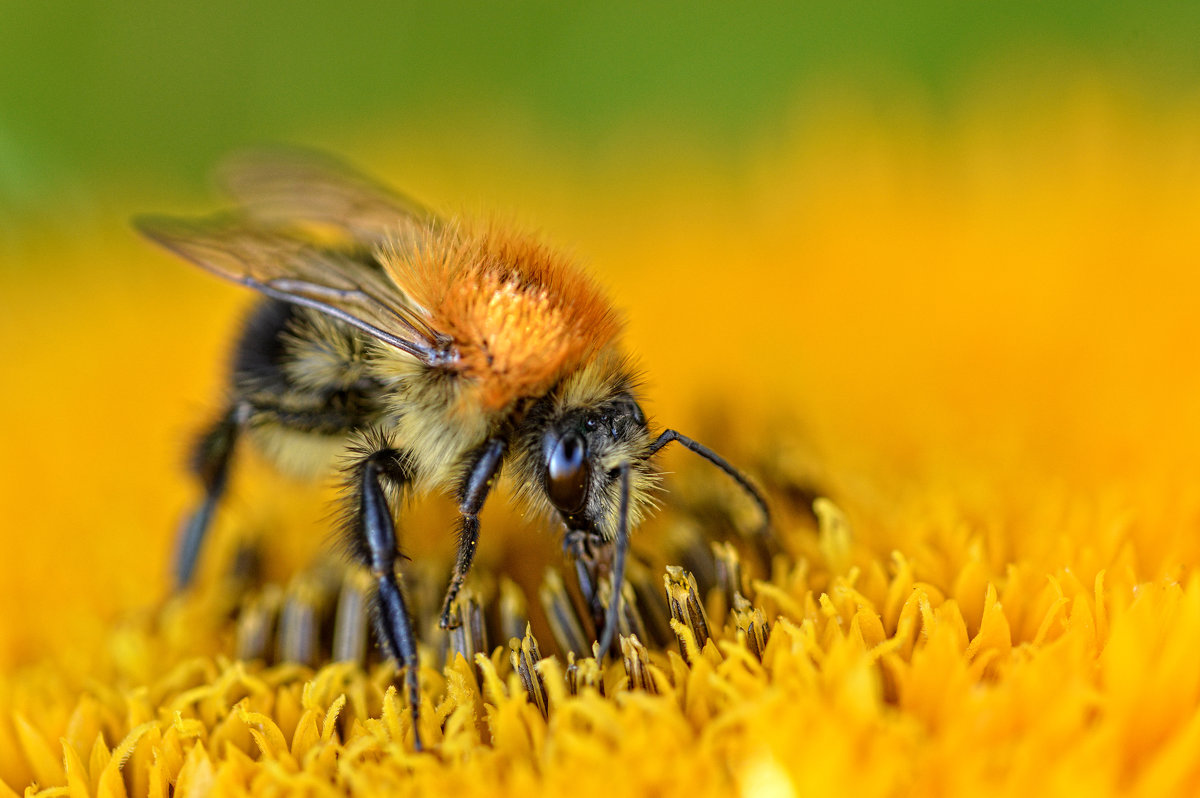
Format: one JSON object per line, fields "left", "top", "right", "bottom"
{"left": 137, "top": 151, "right": 769, "bottom": 749}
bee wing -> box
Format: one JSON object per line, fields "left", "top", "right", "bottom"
{"left": 216, "top": 148, "right": 438, "bottom": 246}
{"left": 135, "top": 213, "right": 453, "bottom": 364}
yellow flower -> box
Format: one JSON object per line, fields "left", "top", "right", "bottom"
{"left": 3, "top": 82, "right": 1200, "bottom": 796}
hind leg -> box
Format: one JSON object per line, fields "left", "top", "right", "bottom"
{"left": 175, "top": 300, "right": 381, "bottom": 588}
{"left": 175, "top": 403, "right": 249, "bottom": 588}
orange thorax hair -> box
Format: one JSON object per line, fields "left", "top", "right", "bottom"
{"left": 383, "top": 223, "right": 622, "bottom": 413}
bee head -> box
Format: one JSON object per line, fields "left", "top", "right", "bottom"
{"left": 530, "top": 393, "right": 654, "bottom": 542}
{"left": 518, "top": 383, "right": 770, "bottom": 657}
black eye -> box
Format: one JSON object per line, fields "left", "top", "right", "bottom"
{"left": 546, "top": 432, "right": 590, "bottom": 516}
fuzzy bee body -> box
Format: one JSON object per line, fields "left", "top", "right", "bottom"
{"left": 212, "top": 292, "right": 658, "bottom": 542}
{"left": 225, "top": 301, "right": 381, "bottom": 474}
{"left": 138, "top": 151, "right": 768, "bottom": 751}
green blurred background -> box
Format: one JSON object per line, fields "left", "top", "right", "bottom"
{"left": 2, "top": 1, "right": 1197, "bottom": 226}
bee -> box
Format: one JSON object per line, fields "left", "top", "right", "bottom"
{"left": 136, "top": 150, "right": 769, "bottom": 749}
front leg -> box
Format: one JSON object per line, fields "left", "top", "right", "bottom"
{"left": 343, "top": 442, "right": 425, "bottom": 751}
{"left": 439, "top": 438, "right": 507, "bottom": 629}
{"left": 558, "top": 465, "right": 632, "bottom": 658}
{"left": 563, "top": 526, "right": 612, "bottom": 637}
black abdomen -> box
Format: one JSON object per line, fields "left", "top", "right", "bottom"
{"left": 227, "top": 299, "right": 385, "bottom": 443}
{"left": 232, "top": 299, "right": 302, "bottom": 394}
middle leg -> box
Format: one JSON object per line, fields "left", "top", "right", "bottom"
{"left": 341, "top": 438, "right": 425, "bottom": 750}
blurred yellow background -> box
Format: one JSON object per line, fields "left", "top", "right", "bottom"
{"left": 2, "top": 3, "right": 1200, "bottom": 674}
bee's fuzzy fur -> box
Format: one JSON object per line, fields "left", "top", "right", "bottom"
{"left": 217, "top": 223, "right": 658, "bottom": 538}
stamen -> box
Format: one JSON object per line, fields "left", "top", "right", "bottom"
{"left": 664, "top": 566, "right": 712, "bottom": 659}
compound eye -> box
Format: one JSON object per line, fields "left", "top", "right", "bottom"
{"left": 546, "top": 432, "right": 590, "bottom": 516}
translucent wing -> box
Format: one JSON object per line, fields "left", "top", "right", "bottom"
{"left": 135, "top": 213, "right": 454, "bottom": 365}
{"left": 216, "top": 148, "right": 438, "bottom": 246}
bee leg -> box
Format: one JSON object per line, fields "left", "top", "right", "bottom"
{"left": 175, "top": 404, "right": 248, "bottom": 588}
{"left": 596, "top": 461, "right": 632, "bottom": 658}
{"left": 352, "top": 449, "right": 425, "bottom": 752}
{"left": 563, "top": 529, "right": 609, "bottom": 642}
{"left": 572, "top": 555, "right": 600, "bottom": 623}
{"left": 439, "top": 438, "right": 507, "bottom": 630}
